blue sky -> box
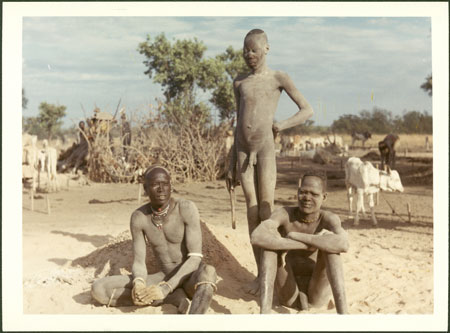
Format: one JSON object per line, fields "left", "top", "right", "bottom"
{"left": 22, "top": 15, "right": 432, "bottom": 128}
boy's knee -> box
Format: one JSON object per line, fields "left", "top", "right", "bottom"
{"left": 199, "top": 264, "right": 217, "bottom": 282}
{"left": 91, "top": 280, "right": 107, "bottom": 305}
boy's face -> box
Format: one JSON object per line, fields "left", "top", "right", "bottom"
{"left": 297, "top": 176, "right": 327, "bottom": 215}
{"left": 243, "top": 34, "right": 269, "bottom": 70}
{"left": 145, "top": 169, "right": 171, "bottom": 207}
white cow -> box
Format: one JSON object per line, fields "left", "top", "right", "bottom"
{"left": 306, "top": 136, "right": 326, "bottom": 149}
{"left": 22, "top": 134, "right": 39, "bottom": 191}
{"left": 345, "top": 157, "right": 404, "bottom": 226}
{"left": 40, "top": 139, "right": 59, "bottom": 192}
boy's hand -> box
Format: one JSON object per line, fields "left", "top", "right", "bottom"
{"left": 226, "top": 170, "right": 240, "bottom": 191}
{"left": 131, "top": 279, "right": 151, "bottom": 306}
{"left": 272, "top": 124, "right": 280, "bottom": 140}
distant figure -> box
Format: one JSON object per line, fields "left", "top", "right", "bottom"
{"left": 78, "top": 121, "right": 88, "bottom": 147}
{"left": 226, "top": 28, "right": 314, "bottom": 295}
{"left": 251, "top": 171, "right": 349, "bottom": 314}
{"left": 351, "top": 131, "right": 372, "bottom": 148}
{"left": 91, "top": 166, "right": 217, "bottom": 314}
{"left": 378, "top": 134, "right": 400, "bottom": 170}
{"left": 425, "top": 136, "right": 430, "bottom": 151}
{"left": 121, "top": 112, "right": 132, "bottom": 161}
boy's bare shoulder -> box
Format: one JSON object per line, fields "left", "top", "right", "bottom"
{"left": 131, "top": 205, "right": 149, "bottom": 228}
{"left": 177, "top": 198, "right": 199, "bottom": 214}
{"left": 273, "top": 70, "right": 291, "bottom": 82}
{"left": 321, "top": 210, "right": 342, "bottom": 227}
{"left": 234, "top": 73, "right": 250, "bottom": 84}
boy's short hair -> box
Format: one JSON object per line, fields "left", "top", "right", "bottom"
{"left": 143, "top": 165, "right": 171, "bottom": 183}
{"left": 299, "top": 170, "right": 327, "bottom": 192}
{"left": 245, "top": 29, "right": 268, "bottom": 43}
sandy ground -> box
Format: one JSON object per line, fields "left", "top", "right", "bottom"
{"left": 20, "top": 153, "right": 435, "bottom": 318}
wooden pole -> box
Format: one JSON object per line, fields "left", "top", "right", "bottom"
{"left": 407, "top": 203, "right": 411, "bottom": 223}
{"left": 46, "top": 194, "right": 51, "bottom": 215}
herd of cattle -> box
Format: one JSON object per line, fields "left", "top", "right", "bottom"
{"left": 22, "top": 131, "right": 404, "bottom": 226}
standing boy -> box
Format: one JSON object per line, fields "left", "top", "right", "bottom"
{"left": 227, "top": 29, "right": 314, "bottom": 294}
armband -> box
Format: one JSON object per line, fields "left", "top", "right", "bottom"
{"left": 158, "top": 281, "right": 174, "bottom": 293}
{"left": 194, "top": 281, "right": 217, "bottom": 293}
{"left": 132, "top": 277, "right": 146, "bottom": 286}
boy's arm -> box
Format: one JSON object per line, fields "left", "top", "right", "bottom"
{"left": 274, "top": 71, "right": 314, "bottom": 132}
{"left": 164, "top": 201, "right": 203, "bottom": 290}
{"left": 130, "top": 211, "right": 148, "bottom": 280}
{"left": 286, "top": 213, "right": 349, "bottom": 254}
{"left": 251, "top": 209, "right": 311, "bottom": 251}
{"left": 130, "top": 211, "right": 151, "bottom": 305}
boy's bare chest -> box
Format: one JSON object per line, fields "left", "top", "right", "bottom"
{"left": 239, "top": 76, "right": 280, "bottom": 98}
{"left": 283, "top": 220, "right": 323, "bottom": 235}
{"left": 144, "top": 214, "right": 185, "bottom": 247}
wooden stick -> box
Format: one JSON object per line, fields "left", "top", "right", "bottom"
{"left": 229, "top": 187, "right": 236, "bottom": 230}
{"left": 407, "top": 203, "right": 411, "bottom": 223}
{"left": 46, "top": 194, "right": 51, "bottom": 215}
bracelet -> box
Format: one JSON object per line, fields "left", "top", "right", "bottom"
{"left": 194, "top": 281, "right": 217, "bottom": 293}
{"left": 132, "top": 277, "right": 146, "bottom": 286}
{"left": 158, "top": 281, "right": 174, "bottom": 293}
{"left": 188, "top": 252, "right": 203, "bottom": 258}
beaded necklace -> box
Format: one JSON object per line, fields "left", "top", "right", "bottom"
{"left": 150, "top": 203, "right": 170, "bottom": 230}
{"left": 298, "top": 212, "right": 320, "bottom": 224}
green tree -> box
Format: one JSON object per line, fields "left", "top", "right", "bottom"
{"left": 401, "top": 110, "right": 432, "bottom": 134}
{"left": 138, "top": 34, "right": 221, "bottom": 129}
{"left": 331, "top": 114, "right": 370, "bottom": 133}
{"left": 210, "top": 46, "right": 248, "bottom": 125}
{"left": 35, "top": 102, "right": 67, "bottom": 140}
{"left": 420, "top": 74, "right": 432, "bottom": 96}
{"left": 360, "top": 107, "right": 394, "bottom": 133}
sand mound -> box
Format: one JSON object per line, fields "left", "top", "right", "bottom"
{"left": 71, "top": 222, "right": 255, "bottom": 288}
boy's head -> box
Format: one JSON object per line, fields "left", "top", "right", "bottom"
{"left": 297, "top": 170, "right": 328, "bottom": 214}
{"left": 244, "top": 29, "right": 269, "bottom": 45}
{"left": 243, "top": 29, "right": 269, "bottom": 70}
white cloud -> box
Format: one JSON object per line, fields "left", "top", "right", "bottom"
{"left": 22, "top": 16, "right": 432, "bottom": 126}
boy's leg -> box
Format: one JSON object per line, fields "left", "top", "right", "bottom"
{"left": 260, "top": 249, "right": 278, "bottom": 313}
{"left": 307, "top": 251, "right": 331, "bottom": 309}
{"left": 324, "top": 252, "right": 348, "bottom": 314}
{"left": 91, "top": 272, "right": 165, "bottom": 307}
{"left": 237, "top": 148, "right": 262, "bottom": 294}
{"left": 308, "top": 251, "right": 348, "bottom": 314}
{"left": 183, "top": 262, "right": 217, "bottom": 314}
{"left": 274, "top": 252, "right": 301, "bottom": 310}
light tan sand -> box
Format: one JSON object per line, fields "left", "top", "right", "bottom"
{"left": 22, "top": 170, "right": 434, "bottom": 316}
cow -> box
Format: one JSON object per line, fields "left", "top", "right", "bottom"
{"left": 280, "top": 135, "right": 308, "bottom": 156}
{"left": 378, "top": 134, "right": 400, "bottom": 170}
{"left": 345, "top": 157, "right": 404, "bottom": 226}
{"left": 306, "top": 136, "right": 326, "bottom": 149}
{"left": 39, "top": 139, "right": 59, "bottom": 192}
{"left": 351, "top": 131, "right": 372, "bottom": 148}
{"left": 22, "top": 134, "right": 39, "bottom": 191}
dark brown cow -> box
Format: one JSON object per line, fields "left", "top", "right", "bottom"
{"left": 378, "top": 134, "right": 400, "bottom": 170}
